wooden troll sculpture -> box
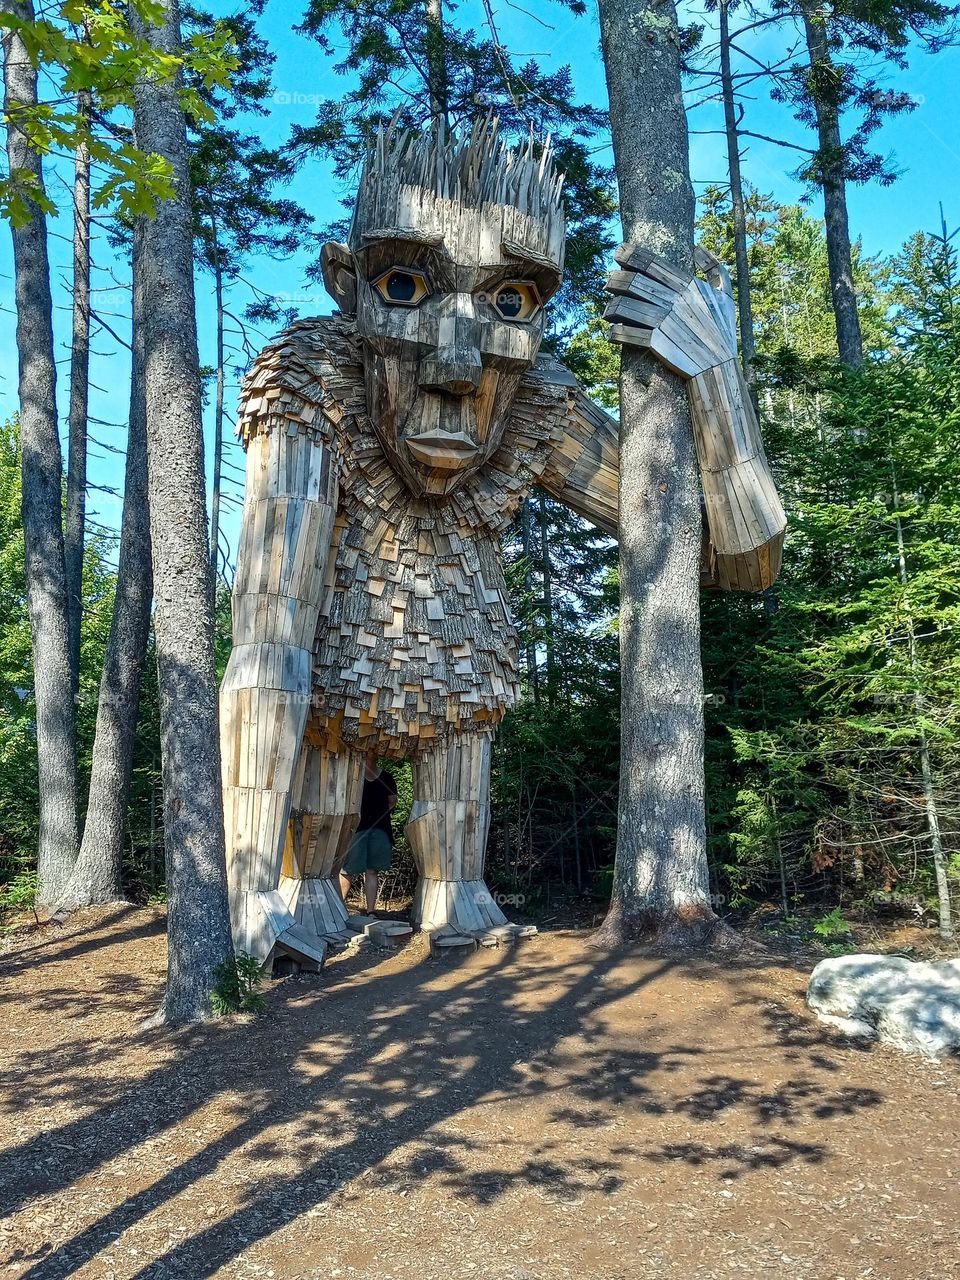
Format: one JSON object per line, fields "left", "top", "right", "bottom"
{"left": 220, "top": 120, "right": 786, "bottom": 966}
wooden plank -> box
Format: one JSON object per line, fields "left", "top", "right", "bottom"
{"left": 276, "top": 924, "right": 328, "bottom": 968}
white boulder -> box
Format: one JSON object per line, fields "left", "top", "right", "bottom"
{"left": 807, "top": 953, "right": 960, "bottom": 1058}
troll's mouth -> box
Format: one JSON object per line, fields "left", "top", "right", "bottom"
{"left": 405, "top": 430, "right": 480, "bottom": 470}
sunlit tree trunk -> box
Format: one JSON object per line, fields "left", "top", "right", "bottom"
{"left": 209, "top": 228, "right": 225, "bottom": 594}
{"left": 800, "top": 1, "right": 863, "bottom": 368}
{"left": 65, "top": 87, "right": 91, "bottom": 699}
{"left": 2, "top": 0, "right": 79, "bottom": 906}
{"left": 718, "top": 0, "right": 756, "bottom": 379}
{"left": 132, "top": 0, "right": 234, "bottom": 1023}
{"left": 58, "top": 224, "right": 153, "bottom": 911}
{"left": 594, "top": 0, "right": 731, "bottom": 947}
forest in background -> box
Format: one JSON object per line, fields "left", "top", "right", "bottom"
{"left": 1, "top": 0, "right": 959, "bottom": 948}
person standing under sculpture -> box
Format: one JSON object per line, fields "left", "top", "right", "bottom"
{"left": 340, "top": 754, "right": 398, "bottom": 914}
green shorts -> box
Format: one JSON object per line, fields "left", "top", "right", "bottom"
{"left": 343, "top": 827, "right": 393, "bottom": 875}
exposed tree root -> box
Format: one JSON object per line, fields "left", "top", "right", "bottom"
{"left": 589, "top": 899, "right": 742, "bottom": 952}
{"left": 53, "top": 890, "right": 128, "bottom": 916}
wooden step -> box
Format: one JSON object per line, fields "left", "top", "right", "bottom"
{"left": 275, "top": 923, "right": 328, "bottom": 969}
{"left": 365, "top": 921, "right": 413, "bottom": 950}
{"left": 430, "top": 933, "right": 477, "bottom": 961}
{"left": 347, "top": 913, "right": 377, "bottom": 932}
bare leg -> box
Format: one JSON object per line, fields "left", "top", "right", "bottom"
{"left": 364, "top": 870, "right": 379, "bottom": 914}
{"left": 407, "top": 733, "right": 521, "bottom": 937}
{"left": 338, "top": 871, "right": 351, "bottom": 902}
{"left": 277, "top": 731, "right": 364, "bottom": 944}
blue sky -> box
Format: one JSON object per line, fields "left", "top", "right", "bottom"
{"left": 1, "top": 0, "right": 958, "bottom": 570}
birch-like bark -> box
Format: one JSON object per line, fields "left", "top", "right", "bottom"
{"left": 2, "top": 0, "right": 79, "bottom": 905}
{"left": 595, "top": 0, "right": 727, "bottom": 946}
{"left": 131, "top": 0, "right": 233, "bottom": 1022}
{"left": 57, "top": 224, "right": 153, "bottom": 911}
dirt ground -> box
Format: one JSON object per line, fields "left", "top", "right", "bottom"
{"left": 1, "top": 906, "right": 958, "bottom": 1280}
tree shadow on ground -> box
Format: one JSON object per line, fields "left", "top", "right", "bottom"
{"left": 0, "top": 922, "right": 890, "bottom": 1278}
{"left": 0, "top": 905, "right": 163, "bottom": 973}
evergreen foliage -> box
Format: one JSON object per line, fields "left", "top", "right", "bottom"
{"left": 290, "top": 0, "right": 615, "bottom": 312}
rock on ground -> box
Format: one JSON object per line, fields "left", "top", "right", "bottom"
{"left": 807, "top": 952, "right": 960, "bottom": 1057}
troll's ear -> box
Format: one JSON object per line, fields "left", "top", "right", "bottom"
{"left": 321, "top": 242, "right": 357, "bottom": 315}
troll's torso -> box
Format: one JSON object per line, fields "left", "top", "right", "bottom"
{"left": 239, "top": 316, "right": 578, "bottom": 757}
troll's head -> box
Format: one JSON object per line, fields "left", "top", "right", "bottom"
{"left": 321, "top": 119, "right": 565, "bottom": 498}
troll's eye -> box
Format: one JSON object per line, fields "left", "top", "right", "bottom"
{"left": 491, "top": 281, "right": 541, "bottom": 322}
{"left": 373, "top": 268, "right": 430, "bottom": 307}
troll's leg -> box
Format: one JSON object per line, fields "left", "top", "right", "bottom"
{"left": 277, "top": 733, "right": 364, "bottom": 945}
{"left": 407, "top": 733, "right": 519, "bottom": 937}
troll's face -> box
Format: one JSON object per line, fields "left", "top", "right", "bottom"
{"left": 321, "top": 125, "right": 565, "bottom": 498}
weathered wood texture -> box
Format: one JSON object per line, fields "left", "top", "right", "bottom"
{"left": 235, "top": 318, "right": 605, "bottom": 759}
{"left": 222, "top": 120, "right": 785, "bottom": 956}
{"left": 605, "top": 244, "right": 786, "bottom": 591}
{"left": 219, "top": 389, "right": 341, "bottom": 957}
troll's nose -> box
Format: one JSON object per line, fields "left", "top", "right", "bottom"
{"left": 418, "top": 351, "right": 482, "bottom": 396}
{"left": 419, "top": 292, "right": 483, "bottom": 395}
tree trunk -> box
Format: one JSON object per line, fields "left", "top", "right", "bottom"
{"left": 594, "top": 0, "right": 730, "bottom": 949}
{"left": 209, "top": 245, "right": 225, "bottom": 594}
{"left": 718, "top": 0, "right": 756, "bottom": 379}
{"left": 57, "top": 224, "right": 154, "bottom": 911}
{"left": 65, "top": 88, "right": 91, "bottom": 700}
{"left": 2, "top": 0, "right": 79, "bottom": 906}
{"left": 520, "top": 498, "right": 540, "bottom": 703}
{"left": 891, "top": 472, "right": 953, "bottom": 940}
{"left": 131, "top": 0, "right": 234, "bottom": 1023}
{"left": 800, "top": 2, "right": 863, "bottom": 368}
{"left": 537, "top": 494, "right": 556, "bottom": 705}
{"left": 424, "top": 0, "right": 447, "bottom": 126}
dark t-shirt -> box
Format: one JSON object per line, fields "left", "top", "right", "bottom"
{"left": 357, "top": 768, "right": 397, "bottom": 842}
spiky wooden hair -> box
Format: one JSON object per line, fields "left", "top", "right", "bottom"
{"left": 350, "top": 117, "right": 566, "bottom": 257}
